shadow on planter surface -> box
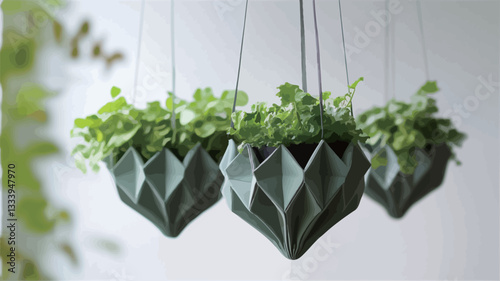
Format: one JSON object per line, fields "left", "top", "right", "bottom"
{"left": 104, "top": 143, "right": 223, "bottom": 237}
{"left": 219, "top": 139, "right": 370, "bottom": 260}
{"left": 361, "top": 143, "right": 452, "bottom": 218}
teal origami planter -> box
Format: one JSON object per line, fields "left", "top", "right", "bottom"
{"left": 220, "top": 139, "right": 370, "bottom": 259}
{"left": 106, "top": 143, "right": 223, "bottom": 237}
{"left": 361, "top": 143, "right": 451, "bottom": 218}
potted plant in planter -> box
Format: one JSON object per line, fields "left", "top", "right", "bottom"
{"left": 219, "top": 79, "right": 370, "bottom": 259}
{"left": 71, "top": 86, "right": 248, "bottom": 237}
{"left": 357, "top": 81, "right": 466, "bottom": 218}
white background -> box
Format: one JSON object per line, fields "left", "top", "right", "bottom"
{"left": 17, "top": 0, "right": 500, "bottom": 280}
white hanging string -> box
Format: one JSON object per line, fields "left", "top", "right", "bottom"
{"left": 171, "top": 0, "right": 176, "bottom": 128}
{"left": 230, "top": 0, "right": 249, "bottom": 130}
{"left": 391, "top": 5, "right": 396, "bottom": 99}
{"left": 299, "top": 0, "right": 307, "bottom": 93}
{"left": 416, "top": 0, "right": 430, "bottom": 81}
{"left": 338, "top": 0, "right": 352, "bottom": 115}
{"left": 312, "top": 0, "right": 324, "bottom": 139}
{"left": 384, "top": 0, "right": 390, "bottom": 102}
{"left": 384, "top": 0, "right": 396, "bottom": 100}
{"left": 132, "top": 0, "right": 146, "bottom": 105}
{"left": 384, "top": 0, "right": 430, "bottom": 101}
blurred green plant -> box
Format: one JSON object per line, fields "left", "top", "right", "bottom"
{"left": 357, "top": 81, "right": 466, "bottom": 174}
{"left": 1, "top": 0, "right": 123, "bottom": 279}
{"left": 229, "top": 78, "right": 367, "bottom": 150}
{"left": 67, "top": 19, "right": 124, "bottom": 67}
{"left": 71, "top": 87, "right": 248, "bottom": 172}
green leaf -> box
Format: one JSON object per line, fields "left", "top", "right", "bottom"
{"left": 180, "top": 109, "right": 196, "bottom": 125}
{"left": 16, "top": 83, "right": 53, "bottom": 116}
{"left": 193, "top": 88, "right": 213, "bottom": 102}
{"left": 195, "top": 123, "right": 217, "bottom": 138}
{"left": 74, "top": 153, "right": 87, "bottom": 173}
{"left": 74, "top": 118, "right": 92, "bottom": 128}
{"left": 60, "top": 243, "right": 78, "bottom": 265}
{"left": 80, "top": 21, "right": 90, "bottom": 35}
{"left": 222, "top": 90, "right": 249, "bottom": 107}
{"left": 98, "top": 97, "right": 127, "bottom": 114}
{"left": 236, "top": 91, "right": 249, "bottom": 106}
{"left": 420, "top": 81, "right": 439, "bottom": 93}
{"left": 277, "top": 83, "right": 301, "bottom": 106}
{"left": 166, "top": 96, "right": 174, "bottom": 110}
{"left": 26, "top": 142, "right": 59, "bottom": 157}
{"left": 107, "top": 124, "right": 141, "bottom": 148}
{"left": 21, "top": 260, "right": 43, "bottom": 280}
{"left": 333, "top": 96, "right": 344, "bottom": 107}
{"left": 349, "top": 77, "right": 364, "bottom": 89}
{"left": 17, "top": 197, "right": 56, "bottom": 233}
{"left": 74, "top": 115, "right": 101, "bottom": 128}
{"left": 96, "top": 129, "right": 103, "bottom": 142}
{"left": 110, "top": 86, "right": 121, "bottom": 98}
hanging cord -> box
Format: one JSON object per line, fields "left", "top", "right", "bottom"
{"left": 390, "top": 4, "right": 396, "bottom": 99}
{"left": 384, "top": 0, "right": 390, "bottom": 102}
{"left": 230, "top": 0, "right": 249, "bottom": 130}
{"left": 299, "top": 0, "right": 307, "bottom": 92}
{"left": 338, "top": 0, "right": 352, "bottom": 116}
{"left": 132, "top": 0, "right": 146, "bottom": 105}
{"left": 416, "top": 0, "right": 430, "bottom": 81}
{"left": 312, "top": 0, "right": 324, "bottom": 139}
{"left": 384, "top": 0, "right": 396, "bottom": 99}
{"left": 170, "top": 0, "right": 176, "bottom": 129}
{"left": 384, "top": 0, "right": 396, "bottom": 102}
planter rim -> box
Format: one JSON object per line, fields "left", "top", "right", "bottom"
{"left": 236, "top": 140, "right": 364, "bottom": 173}
{"left": 106, "top": 142, "right": 222, "bottom": 169}
{"left": 360, "top": 141, "right": 451, "bottom": 177}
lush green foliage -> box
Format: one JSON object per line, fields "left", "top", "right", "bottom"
{"left": 357, "top": 81, "right": 466, "bottom": 174}
{"left": 71, "top": 87, "right": 248, "bottom": 172}
{"left": 0, "top": 0, "right": 87, "bottom": 279}
{"left": 229, "top": 78, "right": 367, "bottom": 149}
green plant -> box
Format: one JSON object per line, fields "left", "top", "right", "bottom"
{"left": 71, "top": 87, "right": 248, "bottom": 172}
{"left": 1, "top": 0, "right": 88, "bottom": 279}
{"left": 357, "top": 81, "right": 466, "bottom": 174}
{"left": 228, "top": 77, "right": 367, "bottom": 149}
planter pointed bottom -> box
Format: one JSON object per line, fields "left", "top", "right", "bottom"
{"left": 220, "top": 140, "right": 370, "bottom": 259}
{"left": 106, "top": 143, "right": 223, "bottom": 237}
{"left": 361, "top": 143, "right": 451, "bottom": 218}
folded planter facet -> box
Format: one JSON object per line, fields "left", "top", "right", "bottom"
{"left": 361, "top": 143, "right": 451, "bottom": 218}
{"left": 106, "top": 143, "right": 223, "bottom": 237}
{"left": 220, "top": 139, "right": 370, "bottom": 259}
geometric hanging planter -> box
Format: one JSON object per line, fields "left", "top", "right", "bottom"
{"left": 72, "top": 1, "right": 250, "bottom": 238}
{"left": 361, "top": 142, "right": 451, "bottom": 218}
{"left": 220, "top": 139, "right": 370, "bottom": 259}
{"left": 217, "top": 0, "right": 367, "bottom": 258}
{"left": 357, "top": 81, "right": 466, "bottom": 218}
{"left": 71, "top": 85, "right": 248, "bottom": 238}
{"left": 105, "top": 143, "right": 223, "bottom": 237}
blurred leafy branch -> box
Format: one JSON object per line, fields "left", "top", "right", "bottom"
{"left": 61, "top": 18, "right": 124, "bottom": 67}
{"left": 1, "top": 0, "right": 123, "bottom": 279}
